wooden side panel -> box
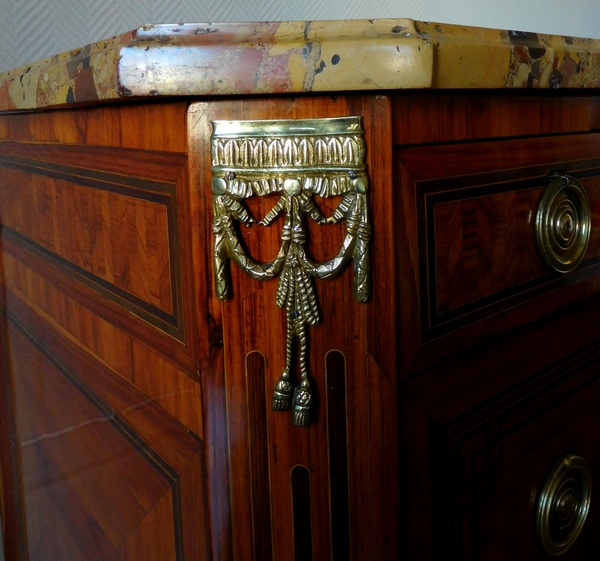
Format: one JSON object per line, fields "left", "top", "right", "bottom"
{"left": 0, "top": 103, "right": 209, "bottom": 560}
{"left": 189, "top": 95, "right": 399, "bottom": 561}
{"left": 1, "top": 306, "right": 210, "bottom": 561}
{"left": 0, "top": 264, "right": 27, "bottom": 561}
{"left": 0, "top": 103, "right": 202, "bottom": 434}
{"left": 0, "top": 140, "right": 193, "bottom": 351}
{"left": 2, "top": 219, "right": 202, "bottom": 438}
{"left": 0, "top": 103, "right": 187, "bottom": 152}
{"left": 9, "top": 326, "right": 174, "bottom": 560}
{"left": 0, "top": 165, "right": 174, "bottom": 314}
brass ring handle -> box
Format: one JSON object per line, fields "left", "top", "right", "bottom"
{"left": 536, "top": 173, "right": 591, "bottom": 274}
{"left": 536, "top": 454, "right": 592, "bottom": 556}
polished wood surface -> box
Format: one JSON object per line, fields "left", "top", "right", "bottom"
{"left": 396, "top": 131, "right": 600, "bottom": 376}
{"left": 0, "top": 112, "right": 198, "bottom": 371}
{"left": 434, "top": 188, "right": 545, "bottom": 313}
{"left": 402, "top": 295, "right": 600, "bottom": 560}
{"left": 395, "top": 93, "right": 600, "bottom": 560}
{"left": 5, "top": 296, "right": 210, "bottom": 561}
{"left": 189, "top": 95, "right": 399, "bottom": 561}
{"left": 0, "top": 147, "right": 175, "bottom": 314}
{"left": 392, "top": 92, "right": 600, "bottom": 145}
{"left": 0, "top": 103, "right": 187, "bottom": 152}
{"left": 2, "top": 89, "right": 600, "bottom": 560}
{"left": 0, "top": 103, "right": 209, "bottom": 560}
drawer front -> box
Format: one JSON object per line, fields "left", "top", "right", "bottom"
{"left": 397, "top": 133, "right": 600, "bottom": 375}
{"left": 402, "top": 328, "right": 600, "bottom": 560}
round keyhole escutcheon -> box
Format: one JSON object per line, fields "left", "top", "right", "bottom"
{"left": 536, "top": 174, "right": 591, "bottom": 274}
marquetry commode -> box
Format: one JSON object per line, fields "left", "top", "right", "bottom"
{"left": 2, "top": 18, "right": 600, "bottom": 561}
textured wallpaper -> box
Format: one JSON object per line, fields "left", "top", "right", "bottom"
{"left": 0, "top": 0, "right": 599, "bottom": 72}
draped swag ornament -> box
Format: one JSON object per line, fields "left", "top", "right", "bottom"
{"left": 210, "top": 117, "right": 370, "bottom": 427}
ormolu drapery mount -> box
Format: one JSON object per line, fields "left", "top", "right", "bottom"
{"left": 210, "top": 117, "right": 370, "bottom": 427}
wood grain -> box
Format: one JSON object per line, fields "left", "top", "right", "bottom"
{"left": 3, "top": 84, "right": 597, "bottom": 561}
{"left": 398, "top": 132, "right": 600, "bottom": 181}
{"left": 396, "top": 132, "right": 600, "bottom": 376}
{"left": 0, "top": 102, "right": 198, "bottom": 378}
{"left": 401, "top": 294, "right": 600, "bottom": 560}
{"left": 10, "top": 326, "right": 174, "bottom": 558}
{"left": 434, "top": 189, "right": 546, "bottom": 313}
{"left": 2, "top": 246, "right": 203, "bottom": 437}
{"left": 0, "top": 102, "right": 188, "bottom": 152}
{"left": 0, "top": 165, "right": 174, "bottom": 314}
{"left": 0, "top": 314, "right": 28, "bottom": 560}
{"left": 393, "top": 92, "right": 599, "bottom": 146}
{"left": 2, "top": 305, "right": 210, "bottom": 561}
{"left": 188, "top": 95, "right": 399, "bottom": 561}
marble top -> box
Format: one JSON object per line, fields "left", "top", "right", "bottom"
{"left": 2, "top": 18, "right": 600, "bottom": 112}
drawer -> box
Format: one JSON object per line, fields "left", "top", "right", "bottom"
{"left": 401, "top": 296, "right": 600, "bottom": 560}
{"left": 396, "top": 132, "right": 600, "bottom": 376}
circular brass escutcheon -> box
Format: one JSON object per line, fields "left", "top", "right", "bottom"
{"left": 536, "top": 454, "right": 592, "bottom": 556}
{"left": 536, "top": 174, "right": 591, "bottom": 273}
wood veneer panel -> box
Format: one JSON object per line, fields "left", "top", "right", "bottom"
{"left": 3, "top": 300, "right": 210, "bottom": 561}
{"left": 434, "top": 188, "right": 546, "bottom": 313}
{"left": 0, "top": 166, "right": 174, "bottom": 314}
{"left": 0, "top": 140, "right": 191, "bottom": 341}
{"left": 1, "top": 229, "right": 196, "bottom": 373}
{"left": 401, "top": 295, "right": 600, "bottom": 560}
{"left": 188, "top": 95, "right": 399, "bottom": 561}
{"left": 0, "top": 140, "right": 187, "bottom": 182}
{"left": 398, "top": 132, "right": 600, "bottom": 179}
{"left": 7, "top": 324, "right": 175, "bottom": 560}
{"left": 118, "top": 491, "right": 178, "bottom": 561}
{"left": 0, "top": 102, "right": 187, "bottom": 152}
{"left": 392, "top": 93, "right": 598, "bottom": 146}
{"left": 396, "top": 132, "right": 600, "bottom": 377}
{"left": 0, "top": 228, "right": 26, "bottom": 561}
{"left": 0, "top": 313, "right": 27, "bottom": 560}
{"left": 1, "top": 251, "right": 203, "bottom": 437}
{"left": 131, "top": 340, "right": 203, "bottom": 437}
{"left": 0, "top": 101, "right": 199, "bottom": 377}
{"left": 3, "top": 249, "right": 133, "bottom": 375}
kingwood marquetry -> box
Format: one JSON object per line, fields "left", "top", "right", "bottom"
{"left": 4, "top": 19, "right": 600, "bottom": 561}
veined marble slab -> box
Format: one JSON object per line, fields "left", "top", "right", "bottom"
{"left": 1, "top": 19, "right": 600, "bottom": 112}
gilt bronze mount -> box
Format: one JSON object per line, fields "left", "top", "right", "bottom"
{"left": 210, "top": 116, "right": 370, "bottom": 426}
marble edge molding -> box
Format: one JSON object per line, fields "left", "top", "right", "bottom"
{"left": 2, "top": 18, "right": 600, "bottom": 112}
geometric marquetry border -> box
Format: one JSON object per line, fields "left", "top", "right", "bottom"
{"left": 441, "top": 337, "right": 600, "bottom": 558}
{"left": 4, "top": 310, "right": 186, "bottom": 559}
{"left": 417, "top": 158, "right": 600, "bottom": 342}
{"left": 0, "top": 155, "right": 184, "bottom": 341}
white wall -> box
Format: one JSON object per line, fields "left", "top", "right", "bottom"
{"left": 0, "top": 0, "right": 599, "bottom": 73}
